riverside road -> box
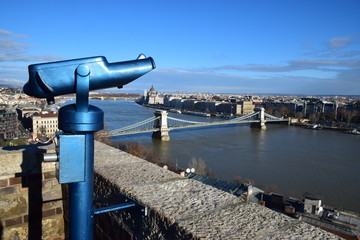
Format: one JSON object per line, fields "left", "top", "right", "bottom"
{"left": 85, "top": 99, "right": 360, "bottom": 213}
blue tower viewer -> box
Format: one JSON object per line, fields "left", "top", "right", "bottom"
{"left": 23, "top": 54, "right": 155, "bottom": 240}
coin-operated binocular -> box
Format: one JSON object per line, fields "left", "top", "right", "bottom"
{"left": 23, "top": 54, "right": 155, "bottom": 240}
{"left": 24, "top": 54, "right": 155, "bottom": 103}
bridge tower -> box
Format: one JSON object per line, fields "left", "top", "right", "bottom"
{"left": 152, "top": 110, "right": 170, "bottom": 141}
{"left": 251, "top": 107, "right": 266, "bottom": 129}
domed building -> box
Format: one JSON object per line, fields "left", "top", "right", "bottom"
{"left": 149, "top": 86, "right": 156, "bottom": 93}
{"left": 142, "top": 85, "right": 164, "bottom": 105}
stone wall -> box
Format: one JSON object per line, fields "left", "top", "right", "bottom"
{"left": 93, "top": 141, "right": 341, "bottom": 240}
{"left": 0, "top": 145, "right": 64, "bottom": 240}
{"left": 0, "top": 141, "right": 342, "bottom": 239}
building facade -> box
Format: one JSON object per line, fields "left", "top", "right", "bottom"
{"left": 32, "top": 112, "right": 58, "bottom": 139}
{"left": 143, "top": 86, "right": 164, "bottom": 105}
{"left": 240, "top": 101, "right": 255, "bottom": 114}
{"left": 0, "top": 109, "right": 19, "bottom": 140}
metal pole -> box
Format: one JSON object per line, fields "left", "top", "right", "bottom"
{"left": 58, "top": 65, "right": 103, "bottom": 240}
{"left": 68, "top": 133, "right": 94, "bottom": 240}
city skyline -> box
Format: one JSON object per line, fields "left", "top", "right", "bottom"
{"left": 1, "top": 0, "right": 360, "bottom": 95}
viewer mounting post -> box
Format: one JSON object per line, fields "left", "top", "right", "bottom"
{"left": 23, "top": 54, "right": 155, "bottom": 240}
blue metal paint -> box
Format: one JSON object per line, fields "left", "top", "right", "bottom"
{"left": 23, "top": 54, "right": 155, "bottom": 240}
{"left": 58, "top": 135, "right": 85, "bottom": 183}
{"left": 68, "top": 133, "right": 95, "bottom": 240}
{"left": 23, "top": 54, "right": 156, "bottom": 103}
{"left": 94, "top": 202, "right": 136, "bottom": 215}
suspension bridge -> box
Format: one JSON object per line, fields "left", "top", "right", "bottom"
{"left": 109, "top": 108, "right": 290, "bottom": 140}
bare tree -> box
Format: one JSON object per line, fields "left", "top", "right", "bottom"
{"left": 39, "top": 126, "right": 46, "bottom": 137}
{"left": 188, "top": 157, "right": 215, "bottom": 177}
{"left": 295, "top": 111, "right": 304, "bottom": 120}
{"left": 279, "top": 106, "right": 290, "bottom": 117}
{"left": 265, "top": 106, "right": 273, "bottom": 115}
{"left": 309, "top": 113, "right": 320, "bottom": 123}
{"left": 111, "top": 142, "right": 176, "bottom": 170}
{"left": 95, "top": 124, "right": 111, "bottom": 145}
{"left": 233, "top": 175, "right": 255, "bottom": 185}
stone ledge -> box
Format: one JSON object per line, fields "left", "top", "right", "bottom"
{"left": 94, "top": 141, "right": 340, "bottom": 239}
{"left": 0, "top": 144, "right": 56, "bottom": 179}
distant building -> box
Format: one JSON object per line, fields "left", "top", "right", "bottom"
{"left": 182, "top": 99, "right": 197, "bottom": 110}
{"left": 303, "top": 100, "right": 337, "bottom": 116}
{"left": 164, "top": 95, "right": 184, "bottom": 108}
{"left": 195, "top": 101, "right": 219, "bottom": 113}
{"left": 303, "top": 193, "right": 322, "bottom": 215}
{"left": 216, "top": 103, "right": 241, "bottom": 115}
{"left": 0, "top": 109, "right": 19, "bottom": 140}
{"left": 142, "top": 86, "right": 164, "bottom": 105}
{"left": 32, "top": 112, "right": 58, "bottom": 139}
{"left": 240, "top": 101, "right": 255, "bottom": 114}
{"left": 17, "top": 107, "right": 42, "bottom": 131}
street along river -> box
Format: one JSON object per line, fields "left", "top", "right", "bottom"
{"left": 88, "top": 99, "right": 360, "bottom": 213}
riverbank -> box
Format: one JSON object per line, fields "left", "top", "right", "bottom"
{"left": 139, "top": 102, "right": 360, "bottom": 132}
{"left": 137, "top": 102, "right": 235, "bottom": 118}
{"left": 292, "top": 122, "right": 360, "bottom": 133}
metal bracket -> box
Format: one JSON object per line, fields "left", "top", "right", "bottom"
{"left": 94, "top": 199, "right": 148, "bottom": 217}
{"left": 94, "top": 202, "right": 136, "bottom": 215}
{"left": 57, "top": 134, "right": 86, "bottom": 183}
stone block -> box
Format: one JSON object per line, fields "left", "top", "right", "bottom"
{"left": 0, "top": 185, "right": 19, "bottom": 195}
{"left": 42, "top": 200, "right": 62, "bottom": 211}
{"left": 56, "top": 207, "right": 63, "bottom": 215}
{"left": 5, "top": 216, "right": 23, "bottom": 227}
{"left": 0, "top": 178, "right": 8, "bottom": 187}
{"left": 3, "top": 224, "right": 28, "bottom": 240}
{"left": 23, "top": 214, "right": 28, "bottom": 223}
{"left": 9, "top": 176, "right": 22, "bottom": 185}
{"left": 42, "top": 188, "right": 62, "bottom": 202}
{"left": 0, "top": 196, "right": 27, "bottom": 218}
{"left": 41, "top": 216, "right": 65, "bottom": 240}
{"left": 42, "top": 209, "right": 56, "bottom": 218}
{"left": 42, "top": 179, "right": 54, "bottom": 189}
{"left": 43, "top": 171, "right": 56, "bottom": 180}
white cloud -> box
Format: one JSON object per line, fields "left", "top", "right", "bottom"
{"left": 200, "top": 59, "right": 360, "bottom": 74}
{"left": 125, "top": 56, "right": 360, "bottom": 95}
{"left": 304, "top": 35, "right": 360, "bottom": 58}
{"left": 0, "top": 29, "right": 64, "bottom": 87}
{"left": 0, "top": 29, "right": 62, "bottom": 62}
{"left": 0, "top": 78, "right": 25, "bottom": 87}
{"left": 327, "top": 36, "right": 354, "bottom": 49}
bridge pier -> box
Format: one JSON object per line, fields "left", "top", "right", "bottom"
{"left": 152, "top": 110, "right": 170, "bottom": 141}
{"left": 251, "top": 107, "right": 266, "bottom": 129}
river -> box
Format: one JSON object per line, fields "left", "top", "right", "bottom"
{"left": 87, "top": 99, "right": 360, "bottom": 213}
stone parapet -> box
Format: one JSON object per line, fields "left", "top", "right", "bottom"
{"left": 93, "top": 141, "right": 341, "bottom": 239}
{"left": 0, "top": 145, "right": 64, "bottom": 240}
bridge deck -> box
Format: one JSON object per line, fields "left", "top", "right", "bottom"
{"left": 110, "top": 110, "right": 288, "bottom": 137}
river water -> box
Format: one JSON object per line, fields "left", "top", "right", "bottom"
{"left": 88, "top": 99, "right": 360, "bottom": 213}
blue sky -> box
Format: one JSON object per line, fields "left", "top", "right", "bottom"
{"left": 1, "top": 0, "right": 359, "bottom": 95}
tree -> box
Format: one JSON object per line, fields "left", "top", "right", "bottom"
{"left": 279, "top": 106, "right": 290, "bottom": 117}
{"left": 111, "top": 142, "right": 176, "bottom": 170}
{"left": 39, "top": 126, "right": 46, "bottom": 137}
{"left": 295, "top": 112, "right": 304, "bottom": 120}
{"left": 309, "top": 113, "right": 320, "bottom": 123}
{"left": 188, "top": 157, "right": 215, "bottom": 177}
{"left": 338, "top": 109, "right": 359, "bottom": 125}
{"left": 265, "top": 106, "right": 273, "bottom": 115}
{"left": 94, "top": 124, "right": 111, "bottom": 145}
